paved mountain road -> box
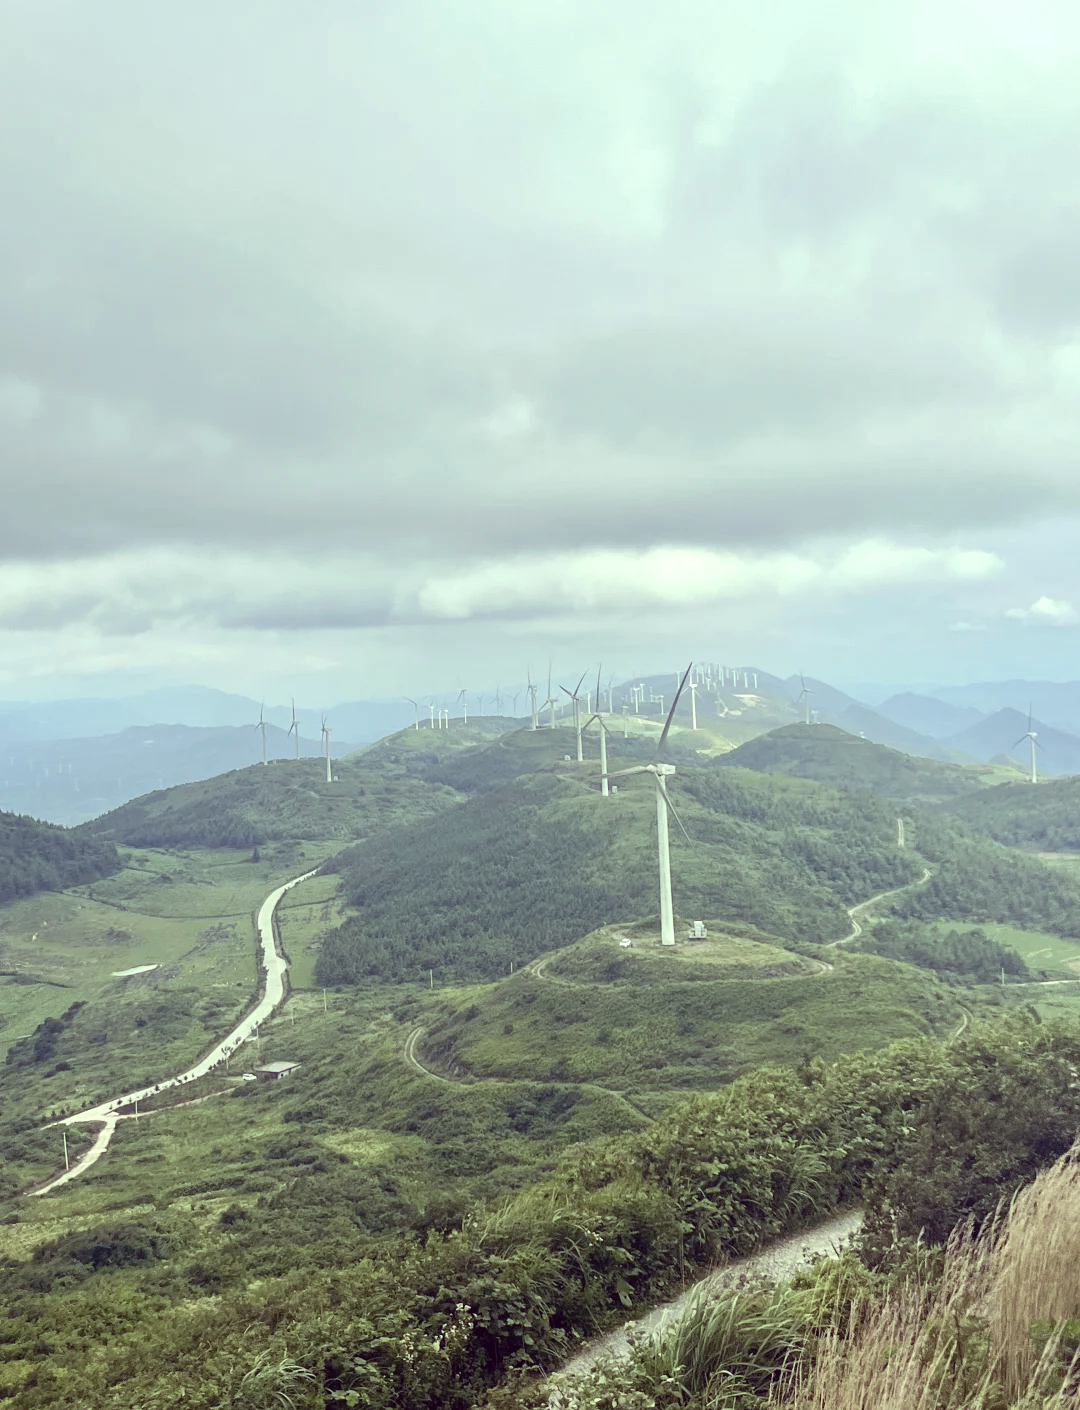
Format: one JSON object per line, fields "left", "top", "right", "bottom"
{"left": 30, "top": 869, "right": 319, "bottom": 1197}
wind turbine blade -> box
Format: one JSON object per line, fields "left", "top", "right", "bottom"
{"left": 560, "top": 684, "right": 573, "bottom": 699}
{"left": 595, "top": 662, "right": 602, "bottom": 708}
{"left": 662, "top": 789, "right": 697, "bottom": 849}
{"left": 1034, "top": 737, "right": 1044, "bottom": 750}
{"left": 573, "top": 670, "right": 588, "bottom": 698}
{"left": 603, "top": 765, "right": 650, "bottom": 778}
{"left": 656, "top": 662, "right": 693, "bottom": 756}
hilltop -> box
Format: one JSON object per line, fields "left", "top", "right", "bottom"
{"left": 943, "top": 775, "right": 1080, "bottom": 850}
{"left": 716, "top": 723, "right": 1017, "bottom": 804}
{"left": 315, "top": 753, "right": 930, "bottom": 986}
{"left": 0, "top": 810, "right": 119, "bottom": 906}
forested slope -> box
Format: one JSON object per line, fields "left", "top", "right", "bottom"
{"left": 82, "top": 756, "right": 463, "bottom": 848}
{"left": 0, "top": 811, "right": 119, "bottom": 905}
{"left": 718, "top": 723, "right": 1008, "bottom": 804}
{"left": 943, "top": 775, "right": 1080, "bottom": 850}
{"left": 315, "top": 766, "right": 924, "bottom": 985}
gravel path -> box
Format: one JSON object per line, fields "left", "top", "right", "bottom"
{"left": 30, "top": 868, "right": 318, "bottom": 1196}
{"left": 556, "top": 1209, "right": 863, "bottom": 1380}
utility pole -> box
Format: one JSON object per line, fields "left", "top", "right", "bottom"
{"left": 62, "top": 1130, "right": 69, "bottom": 1171}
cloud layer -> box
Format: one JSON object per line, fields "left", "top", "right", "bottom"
{"left": 2, "top": 2, "right": 1080, "bottom": 691}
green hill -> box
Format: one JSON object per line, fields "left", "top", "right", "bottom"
{"left": 0, "top": 810, "right": 119, "bottom": 906}
{"left": 717, "top": 722, "right": 1013, "bottom": 804}
{"left": 81, "top": 754, "right": 463, "bottom": 848}
{"left": 420, "top": 938, "right": 962, "bottom": 1091}
{"left": 315, "top": 761, "right": 928, "bottom": 986}
{"left": 942, "top": 775, "right": 1080, "bottom": 851}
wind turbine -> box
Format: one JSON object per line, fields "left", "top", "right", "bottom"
{"left": 543, "top": 664, "right": 558, "bottom": 729}
{"left": 527, "top": 670, "right": 539, "bottom": 730}
{"left": 796, "top": 674, "right": 814, "bottom": 725}
{"left": 287, "top": 699, "right": 300, "bottom": 759}
{"left": 494, "top": 685, "right": 502, "bottom": 716}
{"left": 321, "top": 716, "right": 332, "bottom": 783}
{"left": 405, "top": 697, "right": 420, "bottom": 730}
{"left": 254, "top": 703, "right": 268, "bottom": 765}
{"left": 1013, "top": 706, "right": 1041, "bottom": 784}
{"left": 560, "top": 671, "right": 588, "bottom": 761}
{"left": 582, "top": 666, "right": 612, "bottom": 796}
{"left": 605, "top": 664, "right": 694, "bottom": 947}
{"left": 687, "top": 677, "right": 699, "bottom": 731}
{"left": 457, "top": 689, "right": 468, "bottom": 724}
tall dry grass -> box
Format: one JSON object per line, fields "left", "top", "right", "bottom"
{"left": 773, "top": 1144, "right": 1080, "bottom": 1410}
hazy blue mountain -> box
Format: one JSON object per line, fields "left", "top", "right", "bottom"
{"left": 932, "top": 681, "right": 1080, "bottom": 737}
{"left": 876, "top": 692, "right": 986, "bottom": 739}
{"left": 944, "top": 708, "right": 1080, "bottom": 776}
{"left": 0, "top": 723, "right": 351, "bottom": 826}
{"left": 830, "top": 702, "right": 973, "bottom": 763}
{"left": 0, "top": 687, "right": 413, "bottom": 748}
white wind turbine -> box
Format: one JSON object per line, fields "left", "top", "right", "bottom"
{"left": 457, "top": 689, "right": 468, "bottom": 724}
{"left": 527, "top": 670, "right": 539, "bottom": 730}
{"left": 543, "top": 664, "right": 558, "bottom": 729}
{"left": 287, "top": 699, "right": 300, "bottom": 759}
{"left": 687, "top": 677, "right": 699, "bottom": 730}
{"left": 560, "top": 670, "right": 588, "bottom": 762}
{"left": 254, "top": 703, "right": 268, "bottom": 765}
{"left": 605, "top": 664, "right": 694, "bottom": 947}
{"left": 1013, "top": 706, "right": 1042, "bottom": 784}
{"left": 320, "top": 716, "right": 332, "bottom": 783}
{"left": 796, "top": 674, "right": 814, "bottom": 725}
{"left": 582, "top": 665, "right": 612, "bottom": 796}
{"left": 405, "top": 697, "right": 420, "bottom": 730}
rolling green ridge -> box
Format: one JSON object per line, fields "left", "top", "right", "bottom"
{"left": 316, "top": 762, "right": 925, "bottom": 986}
{"left": 717, "top": 722, "right": 1016, "bottom": 804}
{"left": 0, "top": 812, "right": 119, "bottom": 907}
{"left": 82, "top": 755, "right": 464, "bottom": 848}
{"left": 943, "top": 774, "right": 1080, "bottom": 850}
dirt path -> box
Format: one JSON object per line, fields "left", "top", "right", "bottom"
{"left": 553, "top": 1209, "right": 863, "bottom": 1382}
{"left": 832, "top": 867, "right": 933, "bottom": 948}
{"left": 30, "top": 869, "right": 318, "bottom": 1197}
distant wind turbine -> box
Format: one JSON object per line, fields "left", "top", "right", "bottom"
{"left": 797, "top": 674, "right": 814, "bottom": 725}
{"left": 543, "top": 664, "right": 558, "bottom": 729}
{"left": 1013, "top": 706, "right": 1042, "bottom": 784}
{"left": 405, "top": 697, "right": 419, "bottom": 730}
{"left": 287, "top": 699, "right": 300, "bottom": 759}
{"left": 560, "top": 671, "right": 588, "bottom": 762}
{"left": 321, "top": 716, "right": 332, "bottom": 783}
{"left": 687, "top": 677, "right": 698, "bottom": 730}
{"left": 583, "top": 666, "right": 612, "bottom": 796}
{"left": 254, "top": 702, "right": 268, "bottom": 765}
{"left": 527, "top": 670, "right": 539, "bottom": 731}
{"left": 604, "top": 664, "right": 694, "bottom": 947}
{"left": 457, "top": 689, "right": 468, "bottom": 724}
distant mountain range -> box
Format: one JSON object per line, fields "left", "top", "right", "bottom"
{"left": 0, "top": 723, "right": 352, "bottom": 826}
{"left": 0, "top": 687, "right": 412, "bottom": 746}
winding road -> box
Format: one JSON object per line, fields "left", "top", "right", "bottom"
{"left": 834, "top": 867, "right": 933, "bottom": 947}
{"left": 30, "top": 869, "right": 318, "bottom": 1197}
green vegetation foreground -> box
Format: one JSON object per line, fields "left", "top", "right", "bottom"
{"left": 4, "top": 1014, "right": 1080, "bottom": 1407}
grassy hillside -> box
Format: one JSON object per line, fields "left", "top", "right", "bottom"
{"left": 81, "top": 754, "right": 463, "bottom": 848}
{"left": 717, "top": 722, "right": 1014, "bottom": 804}
{"left": 0, "top": 811, "right": 119, "bottom": 906}
{"left": 420, "top": 937, "right": 962, "bottom": 1091}
{"left": 943, "top": 775, "right": 1080, "bottom": 850}
{"left": 315, "top": 761, "right": 929, "bottom": 986}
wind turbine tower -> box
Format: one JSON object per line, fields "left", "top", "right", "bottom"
{"left": 527, "top": 671, "right": 539, "bottom": 730}
{"left": 457, "top": 689, "right": 468, "bottom": 724}
{"left": 688, "top": 678, "right": 698, "bottom": 731}
{"left": 797, "top": 675, "right": 814, "bottom": 725}
{"left": 254, "top": 703, "right": 268, "bottom": 765}
{"left": 320, "top": 717, "right": 332, "bottom": 783}
{"left": 1013, "top": 707, "right": 1041, "bottom": 784}
{"left": 605, "top": 665, "right": 693, "bottom": 946}
{"left": 287, "top": 699, "right": 300, "bottom": 759}
{"left": 560, "top": 671, "right": 588, "bottom": 762}
{"left": 405, "top": 698, "right": 419, "bottom": 730}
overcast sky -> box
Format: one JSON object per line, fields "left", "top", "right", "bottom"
{"left": 2, "top": 0, "right": 1080, "bottom": 702}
